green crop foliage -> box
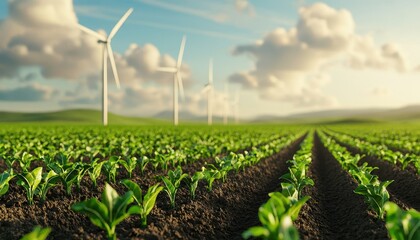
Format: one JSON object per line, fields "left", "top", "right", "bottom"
{"left": 161, "top": 166, "right": 188, "bottom": 208}
{"left": 354, "top": 180, "right": 393, "bottom": 219}
{"left": 0, "top": 170, "right": 14, "bottom": 197}
{"left": 280, "top": 168, "right": 314, "bottom": 200}
{"left": 17, "top": 167, "right": 43, "bottom": 205}
{"left": 385, "top": 202, "right": 420, "bottom": 240}
{"left": 185, "top": 171, "right": 204, "bottom": 200}
{"left": 242, "top": 192, "right": 308, "bottom": 240}
{"left": 201, "top": 165, "right": 222, "bottom": 192}
{"left": 121, "top": 179, "right": 163, "bottom": 228}
{"left": 88, "top": 160, "right": 105, "bottom": 188}
{"left": 119, "top": 157, "right": 137, "bottom": 179}
{"left": 103, "top": 156, "right": 120, "bottom": 184}
{"left": 136, "top": 156, "right": 149, "bottom": 176}
{"left": 20, "top": 226, "right": 51, "bottom": 240}
{"left": 72, "top": 183, "right": 135, "bottom": 240}
{"left": 37, "top": 170, "right": 60, "bottom": 202}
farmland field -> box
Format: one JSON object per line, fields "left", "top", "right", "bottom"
{"left": 0, "top": 123, "right": 419, "bottom": 240}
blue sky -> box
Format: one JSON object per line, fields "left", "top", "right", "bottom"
{"left": 1, "top": 0, "right": 420, "bottom": 119}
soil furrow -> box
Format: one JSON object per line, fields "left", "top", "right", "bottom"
{"left": 327, "top": 133, "right": 420, "bottom": 211}
{"left": 295, "top": 133, "right": 388, "bottom": 240}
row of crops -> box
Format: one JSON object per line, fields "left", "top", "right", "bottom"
{"left": 0, "top": 124, "right": 419, "bottom": 239}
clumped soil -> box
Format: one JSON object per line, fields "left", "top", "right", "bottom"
{"left": 330, "top": 135, "right": 420, "bottom": 211}
{"left": 0, "top": 135, "right": 305, "bottom": 239}
{"left": 294, "top": 133, "right": 389, "bottom": 240}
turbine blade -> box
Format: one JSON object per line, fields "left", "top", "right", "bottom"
{"left": 78, "top": 24, "right": 106, "bottom": 41}
{"left": 176, "top": 72, "right": 185, "bottom": 101}
{"left": 177, "top": 35, "right": 186, "bottom": 69}
{"left": 107, "top": 44, "right": 121, "bottom": 89}
{"left": 209, "top": 58, "right": 213, "bottom": 85}
{"left": 157, "top": 67, "right": 177, "bottom": 73}
{"left": 108, "top": 8, "right": 133, "bottom": 40}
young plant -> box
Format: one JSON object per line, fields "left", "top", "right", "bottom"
{"left": 161, "top": 166, "right": 188, "bottom": 208}
{"left": 71, "top": 183, "right": 134, "bottom": 240}
{"left": 384, "top": 201, "right": 420, "bottom": 240}
{"left": 242, "top": 192, "right": 308, "bottom": 240}
{"left": 59, "top": 167, "right": 80, "bottom": 195}
{"left": 17, "top": 167, "right": 43, "bottom": 205}
{"left": 137, "top": 156, "right": 149, "bottom": 176}
{"left": 121, "top": 179, "right": 163, "bottom": 227}
{"left": 354, "top": 180, "right": 393, "bottom": 219}
{"left": 103, "top": 156, "right": 120, "bottom": 184}
{"left": 18, "top": 152, "right": 34, "bottom": 173}
{"left": 37, "top": 170, "right": 60, "bottom": 202}
{"left": 185, "top": 171, "right": 204, "bottom": 200}
{"left": 0, "top": 170, "right": 14, "bottom": 197}
{"left": 280, "top": 167, "right": 314, "bottom": 200}
{"left": 88, "top": 160, "right": 105, "bottom": 188}
{"left": 119, "top": 157, "right": 137, "bottom": 178}
{"left": 201, "top": 165, "right": 222, "bottom": 192}
{"left": 20, "top": 226, "right": 51, "bottom": 240}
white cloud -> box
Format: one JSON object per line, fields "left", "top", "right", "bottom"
{"left": 0, "top": 0, "right": 100, "bottom": 80}
{"left": 229, "top": 3, "right": 414, "bottom": 107}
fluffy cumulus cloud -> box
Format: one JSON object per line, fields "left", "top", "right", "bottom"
{"left": 0, "top": 0, "right": 195, "bottom": 116}
{"left": 112, "top": 43, "right": 192, "bottom": 88}
{"left": 0, "top": 0, "right": 100, "bottom": 80}
{"left": 229, "top": 3, "right": 413, "bottom": 107}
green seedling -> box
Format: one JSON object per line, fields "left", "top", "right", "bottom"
{"left": 20, "top": 226, "right": 51, "bottom": 240}
{"left": 384, "top": 201, "right": 420, "bottom": 240}
{"left": 72, "top": 183, "right": 134, "bottom": 240}
{"left": 161, "top": 166, "right": 188, "bottom": 208}
{"left": 354, "top": 180, "right": 393, "bottom": 219}
{"left": 0, "top": 170, "right": 14, "bottom": 197}
{"left": 17, "top": 167, "right": 43, "bottom": 205}
{"left": 121, "top": 179, "right": 163, "bottom": 227}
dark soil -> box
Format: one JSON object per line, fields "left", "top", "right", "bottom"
{"left": 0, "top": 135, "right": 305, "bottom": 239}
{"left": 294, "top": 133, "right": 389, "bottom": 240}
{"left": 329, "top": 134, "right": 420, "bottom": 211}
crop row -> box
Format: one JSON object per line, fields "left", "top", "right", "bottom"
{"left": 0, "top": 125, "right": 306, "bottom": 239}
{"left": 325, "top": 129, "right": 420, "bottom": 174}
{"left": 243, "top": 132, "right": 313, "bottom": 239}
{"left": 0, "top": 126, "right": 300, "bottom": 204}
{"left": 318, "top": 131, "right": 420, "bottom": 239}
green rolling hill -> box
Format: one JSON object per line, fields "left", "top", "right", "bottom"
{"left": 0, "top": 109, "right": 168, "bottom": 125}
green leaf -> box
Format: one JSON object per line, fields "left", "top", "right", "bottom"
{"left": 20, "top": 226, "right": 51, "bottom": 240}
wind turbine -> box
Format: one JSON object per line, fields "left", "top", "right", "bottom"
{"left": 157, "top": 36, "right": 187, "bottom": 126}
{"left": 223, "top": 82, "right": 229, "bottom": 125}
{"left": 77, "top": 8, "right": 133, "bottom": 126}
{"left": 201, "top": 59, "right": 214, "bottom": 125}
{"left": 232, "top": 90, "right": 240, "bottom": 124}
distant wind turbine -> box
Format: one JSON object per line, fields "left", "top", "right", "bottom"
{"left": 201, "top": 59, "right": 214, "bottom": 125}
{"left": 157, "top": 36, "right": 187, "bottom": 126}
{"left": 232, "top": 90, "right": 240, "bottom": 124}
{"left": 224, "top": 82, "right": 229, "bottom": 125}
{"left": 77, "top": 8, "right": 133, "bottom": 126}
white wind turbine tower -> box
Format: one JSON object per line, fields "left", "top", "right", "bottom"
{"left": 223, "top": 82, "right": 229, "bottom": 125}
{"left": 157, "top": 36, "right": 187, "bottom": 126}
{"left": 232, "top": 90, "right": 240, "bottom": 124}
{"left": 201, "top": 59, "right": 214, "bottom": 125}
{"left": 77, "top": 8, "right": 133, "bottom": 126}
